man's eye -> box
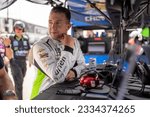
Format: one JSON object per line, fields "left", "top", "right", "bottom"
{"left": 56, "top": 22, "right": 61, "bottom": 25}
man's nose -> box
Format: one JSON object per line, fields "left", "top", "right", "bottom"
{"left": 50, "top": 23, "right": 58, "bottom": 29}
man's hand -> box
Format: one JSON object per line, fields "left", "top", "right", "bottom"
{"left": 3, "top": 38, "right": 11, "bottom": 46}
{"left": 66, "top": 70, "right": 75, "bottom": 81}
{"left": 60, "top": 34, "right": 75, "bottom": 48}
{"left": 3, "top": 96, "right": 18, "bottom": 100}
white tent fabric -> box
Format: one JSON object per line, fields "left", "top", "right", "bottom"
{"left": 0, "top": 0, "right": 17, "bottom": 11}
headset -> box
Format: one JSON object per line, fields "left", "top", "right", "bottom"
{"left": 79, "top": 69, "right": 114, "bottom": 89}
{"left": 13, "top": 21, "right": 25, "bottom": 32}
{"left": 80, "top": 71, "right": 100, "bottom": 88}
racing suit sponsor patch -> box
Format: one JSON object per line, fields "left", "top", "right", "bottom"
{"left": 39, "top": 52, "right": 49, "bottom": 59}
{"left": 55, "top": 57, "right": 66, "bottom": 75}
{"left": 38, "top": 48, "right": 45, "bottom": 53}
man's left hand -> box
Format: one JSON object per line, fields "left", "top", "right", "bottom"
{"left": 66, "top": 70, "right": 75, "bottom": 81}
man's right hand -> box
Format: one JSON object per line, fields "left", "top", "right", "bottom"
{"left": 60, "top": 34, "right": 75, "bottom": 48}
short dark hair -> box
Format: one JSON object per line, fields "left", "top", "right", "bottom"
{"left": 51, "top": 6, "right": 71, "bottom": 22}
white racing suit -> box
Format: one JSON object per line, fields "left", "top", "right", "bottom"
{"left": 30, "top": 36, "right": 86, "bottom": 99}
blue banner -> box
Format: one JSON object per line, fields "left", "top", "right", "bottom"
{"left": 68, "top": 0, "right": 111, "bottom": 27}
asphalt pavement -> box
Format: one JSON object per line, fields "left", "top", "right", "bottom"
{"left": 8, "top": 61, "right": 36, "bottom": 100}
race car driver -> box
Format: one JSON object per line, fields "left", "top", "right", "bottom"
{"left": 30, "top": 6, "right": 86, "bottom": 99}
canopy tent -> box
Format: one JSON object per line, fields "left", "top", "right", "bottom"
{"left": 0, "top": 0, "right": 63, "bottom": 11}
{"left": 1, "top": 0, "right": 150, "bottom": 28}
{"left": 26, "top": 0, "right": 112, "bottom": 28}
{"left": 0, "top": 0, "right": 112, "bottom": 29}
{"left": 0, "top": 0, "right": 17, "bottom": 11}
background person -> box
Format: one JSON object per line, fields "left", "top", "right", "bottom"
{"left": 127, "top": 30, "right": 144, "bottom": 56}
{"left": 4, "top": 21, "right": 31, "bottom": 100}
{"left": 0, "top": 35, "right": 9, "bottom": 72}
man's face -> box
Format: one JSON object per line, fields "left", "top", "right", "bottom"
{"left": 48, "top": 12, "right": 71, "bottom": 40}
{"left": 14, "top": 27, "right": 23, "bottom": 36}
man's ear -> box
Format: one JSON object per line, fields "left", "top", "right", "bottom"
{"left": 67, "top": 23, "right": 71, "bottom": 30}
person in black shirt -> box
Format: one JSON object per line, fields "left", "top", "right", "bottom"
{"left": 4, "top": 21, "right": 31, "bottom": 100}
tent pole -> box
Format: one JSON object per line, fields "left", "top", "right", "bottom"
{"left": 126, "top": 3, "right": 148, "bottom": 28}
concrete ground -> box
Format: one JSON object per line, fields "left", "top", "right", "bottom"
{"left": 8, "top": 61, "right": 36, "bottom": 100}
